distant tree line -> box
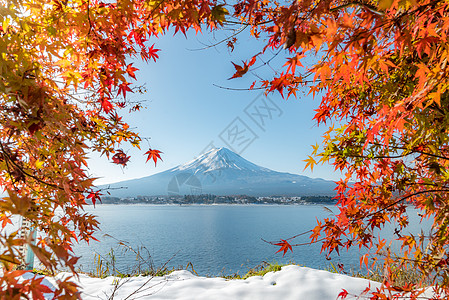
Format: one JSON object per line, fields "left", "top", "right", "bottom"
{"left": 93, "top": 195, "right": 336, "bottom": 205}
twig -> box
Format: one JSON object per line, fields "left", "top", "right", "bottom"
{"left": 122, "top": 251, "right": 181, "bottom": 300}
{"left": 186, "top": 25, "right": 248, "bottom": 51}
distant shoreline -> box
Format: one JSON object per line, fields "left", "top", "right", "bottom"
{"left": 89, "top": 194, "right": 337, "bottom": 206}
{"left": 88, "top": 202, "right": 337, "bottom": 206}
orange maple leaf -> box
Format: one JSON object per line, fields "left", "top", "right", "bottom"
{"left": 145, "top": 149, "right": 163, "bottom": 166}
{"left": 274, "top": 239, "right": 293, "bottom": 256}
{"left": 126, "top": 63, "right": 139, "bottom": 80}
{"left": 100, "top": 98, "right": 113, "bottom": 113}
{"left": 229, "top": 57, "right": 257, "bottom": 79}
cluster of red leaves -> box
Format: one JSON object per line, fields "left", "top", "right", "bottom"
{"left": 231, "top": 0, "right": 449, "bottom": 297}
{"left": 5, "top": 0, "right": 449, "bottom": 297}
{"left": 0, "top": 0, "right": 224, "bottom": 297}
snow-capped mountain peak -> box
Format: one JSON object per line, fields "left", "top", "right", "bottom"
{"left": 102, "top": 147, "right": 336, "bottom": 197}
{"left": 173, "top": 147, "right": 271, "bottom": 174}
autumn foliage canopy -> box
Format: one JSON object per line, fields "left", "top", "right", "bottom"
{"left": 0, "top": 0, "right": 221, "bottom": 297}
{"left": 228, "top": 0, "right": 449, "bottom": 297}
{"left": 1, "top": 0, "right": 449, "bottom": 298}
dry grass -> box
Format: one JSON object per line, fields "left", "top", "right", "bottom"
{"left": 222, "top": 261, "right": 295, "bottom": 280}
{"left": 327, "top": 262, "right": 434, "bottom": 287}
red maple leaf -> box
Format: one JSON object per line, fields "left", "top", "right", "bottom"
{"left": 130, "top": 104, "right": 142, "bottom": 112}
{"left": 142, "top": 44, "right": 160, "bottom": 62}
{"left": 100, "top": 98, "right": 113, "bottom": 113}
{"left": 228, "top": 56, "right": 256, "bottom": 80}
{"left": 274, "top": 239, "right": 293, "bottom": 256}
{"left": 117, "top": 82, "right": 133, "bottom": 99}
{"left": 132, "top": 29, "right": 146, "bottom": 47}
{"left": 144, "top": 149, "right": 163, "bottom": 166}
{"left": 117, "top": 101, "right": 126, "bottom": 108}
{"left": 87, "top": 191, "right": 102, "bottom": 207}
{"left": 126, "top": 63, "right": 139, "bottom": 80}
{"left": 112, "top": 150, "right": 130, "bottom": 166}
{"left": 227, "top": 40, "right": 235, "bottom": 52}
{"left": 229, "top": 62, "right": 248, "bottom": 79}
{"left": 29, "top": 276, "right": 54, "bottom": 296}
{"left": 337, "top": 289, "right": 349, "bottom": 299}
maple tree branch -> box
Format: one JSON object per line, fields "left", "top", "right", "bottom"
{"left": 405, "top": 182, "right": 444, "bottom": 190}
{"left": 0, "top": 143, "right": 19, "bottom": 193}
{"left": 370, "top": 142, "right": 449, "bottom": 161}
{"left": 86, "top": 0, "right": 92, "bottom": 36}
{"left": 291, "top": 238, "right": 325, "bottom": 247}
{"left": 145, "top": 0, "right": 166, "bottom": 21}
{"left": 261, "top": 236, "right": 326, "bottom": 247}
{"left": 251, "top": 48, "right": 282, "bottom": 73}
{"left": 213, "top": 79, "right": 322, "bottom": 91}
{"left": 0, "top": 141, "right": 90, "bottom": 195}
{"left": 99, "top": 185, "right": 129, "bottom": 192}
{"left": 213, "top": 84, "right": 265, "bottom": 91}
{"left": 2, "top": 152, "right": 59, "bottom": 191}
{"left": 284, "top": 229, "right": 313, "bottom": 241}
{"left": 329, "top": 1, "right": 384, "bottom": 15}
{"left": 412, "top": 149, "right": 449, "bottom": 161}
{"left": 358, "top": 189, "right": 449, "bottom": 224}
{"left": 262, "top": 228, "right": 321, "bottom": 246}
{"left": 223, "top": 19, "right": 273, "bottom": 26}
{"left": 348, "top": 153, "right": 410, "bottom": 160}
{"left": 187, "top": 24, "right": 248, "bottom": 51}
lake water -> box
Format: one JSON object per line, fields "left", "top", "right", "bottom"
{"left": 72, "top": 204, "right": 431, "bottom": 276}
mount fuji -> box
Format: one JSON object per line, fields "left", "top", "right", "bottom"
{"left": 101, "top": 147, "right": 336, "bottom": 197}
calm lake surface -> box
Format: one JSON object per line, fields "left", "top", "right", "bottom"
{"left": 72, "top": 204, "right": 431, "bottom": 276}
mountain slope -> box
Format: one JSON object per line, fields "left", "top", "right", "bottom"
{"left": 101, "top": 148, "right": 336, "bottom": 197}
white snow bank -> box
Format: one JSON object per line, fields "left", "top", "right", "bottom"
{"left": 28, "top": 265, "right": 435, "bottom": 299}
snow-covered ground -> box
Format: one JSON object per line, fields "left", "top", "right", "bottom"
{"left": 21, "top": 265, "right": 435, "bottom": 300}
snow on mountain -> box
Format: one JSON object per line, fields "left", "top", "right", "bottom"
{"left": 101, "top": 148, "right": 336, "bottom": 197}
{"left": 174, "top": 147, "right": 273, "bottom": 174}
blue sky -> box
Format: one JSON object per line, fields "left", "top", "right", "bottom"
{"left": 88, "top": 28, "right": 341, "bottom": 185}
